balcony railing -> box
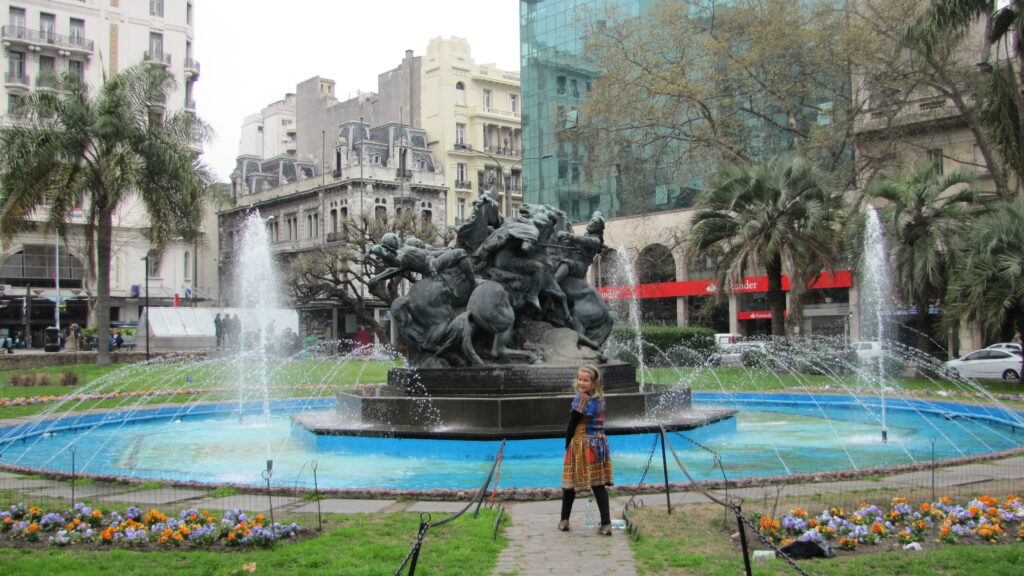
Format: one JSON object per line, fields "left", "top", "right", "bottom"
{"left": 454, "top": 180, "right": 473, "bottom": 190}
{"left": 144, "top": 51, "right": 172, "bottom": 67}
{"left": 483, "top": 145, "right": 520, "bottom": 157}
{"left": 1, "top": 25, "right": 94, "bottom": 52}
{"left": 4, "top": 72, "right": 31, "bottom": 88}
{"left": 184, "top": 57, "right": 201, "bottom": 77}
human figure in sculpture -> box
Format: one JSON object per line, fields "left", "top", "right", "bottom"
{"left": 554, "top": 211, "right": 607, "bottom": 284}
{"left": 368, "top": 233, "right": 477, "bottom": 300}
{"left": 474, "top": 206, "right": 551, "bottom": 311}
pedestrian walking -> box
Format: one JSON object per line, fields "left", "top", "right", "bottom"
{"left": 559, "top": 364, "right": 614, "bottom": 535}
{"left": 214, "top": 313, "right": 224, "bottom": 349}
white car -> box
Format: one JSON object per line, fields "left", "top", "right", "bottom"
{"left": 720, "top": 341, "right": 769, "bottom": 366}
{"left": 853, "top": 341, "right": 883, "bottom": 362}
{"left": 985, "top": 342, "right": 1022, "bottom": 354}
{"left": 943, "top": 349, "right": 1023, "bottom": 381}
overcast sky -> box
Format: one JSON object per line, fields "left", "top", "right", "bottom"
{"left": 193, "top": 1, "right": 521, "bottom": 182}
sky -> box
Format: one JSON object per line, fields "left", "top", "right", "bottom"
{"left": 193, "top": 1, "right": 522, "bottom": 183}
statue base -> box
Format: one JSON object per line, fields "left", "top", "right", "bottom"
{"left": 293, "top": 362, "right": 734, "bottom": 440}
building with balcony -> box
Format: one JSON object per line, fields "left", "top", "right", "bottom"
{"left": 0, "top": 0, "right": 210, "bottom": 346}
{"left": 221, "top": 118, "right": 446, "bottom": 339}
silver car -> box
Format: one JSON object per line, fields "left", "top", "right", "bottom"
{"left": 943, "top": 349, "right": 1022, "bottom": 381}
{"left": 720, "top": 342, "right": 769, "bottom": 366}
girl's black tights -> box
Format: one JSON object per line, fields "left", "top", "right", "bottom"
{"left": 560, "top": 485, "right": 611, "bottom": 526}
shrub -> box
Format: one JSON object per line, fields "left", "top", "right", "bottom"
{"left": 8, "top": 374, "right": 28, "bottom": 386}
{"left": 58, "top": 372, "right": 79, "bottom": 387}
{"left": 609, "top": 325, "right": 717, "bottom": 366}
{"left": 32, "top": 373, "right": 52, "bottom": 387}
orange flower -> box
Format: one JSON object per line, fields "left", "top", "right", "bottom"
{"left": 228, "top": 532, "right": 236, "bottom": 541}
{"left": 27, "top": 523, "right": 38, "bottom": 533}
{"left": 920, "top": 503, "right": 931, "bottom": 512}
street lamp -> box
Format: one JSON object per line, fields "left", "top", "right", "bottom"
{"left": 141, "top": 254, "right": 150, "bottom": 361}
{"left": 454, "top": 143, "right": 553, "bottom": 218}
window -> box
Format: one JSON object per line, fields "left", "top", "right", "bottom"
{"left": 927, "top": 149, "right": 943, "bottom": 175}
{"left": 9, "top": 7, "right": 25, "bottom": 31}
{"left": 556, "top": 75, "right": 566, "bottom": 95}
{"left": 375, "top": 205, "right": 387, "bottom": 222}
{"left": 39, "top": 13, "right": 55, "bottom": 42}
{"left": 8, "top": 51, "right": 25, "bottom": 79}
{"left": 570, "top": 78, "right": 578, "bottom": 97}
{"left": 38, "top": 55, "right": 55, "bottom": 88}
{"left": 483, "top": 89, "right": 492, "bottom": 109}
{"left": 8, "top": 94, "right": 22, "bottom": 111}
{"left": 455, "top": 123, "right": 465, "bottom": 146}
{"left": 150, "top": 0, "right": 164, "bottom": 17}
{"left": 421, "top": 210, "right": 432, "bottom": 226}
{"left": 455, "top": 81, "right": 465, "bottom": 105}
{"left": 457, "top": 163, "right": 468, "bottom": 182}
{"left": 510, "top": 94, "right": 518, "bottom": 114}
{"left": 69, "top": 18, "right": 85, "bottom": 47}
{"left": 68, "top": 60, "right": 84, "bottom": 80}
{"left": 183, "top": 252, "right": 190, "bottom": 280}
{"left": 149, "top": 32, "right": 164, "bottom": 59}
{"left": 146, "top": 253, "right": 158, "bottom": 277}
{"left": 457, "top": 197, "right": 466, "bottom": 222}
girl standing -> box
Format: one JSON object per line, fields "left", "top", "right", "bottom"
{"left": 559, "top": 364, "right": 614, "bottom": 535}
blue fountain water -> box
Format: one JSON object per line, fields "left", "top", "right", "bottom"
{"left": 2, "top": 392, "right": 1021, "bottom": 490}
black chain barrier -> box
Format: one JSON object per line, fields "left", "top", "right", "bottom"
{"left": 659, "top": 426, "right": 813, "bottom": 576}
{"left": 393, "top": 440, "right": 507, "bottom": 576}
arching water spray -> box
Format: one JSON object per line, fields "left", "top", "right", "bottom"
{"left": 862, "top": 207, "right": 892, "bottom": 443}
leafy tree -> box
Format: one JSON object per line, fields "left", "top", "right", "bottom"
{"left": 944, "top": 198, "right": 1024, "bottom": 381}
{"left": 688, "top": 154, "right": 844, "bottom": 338}
{"left": 283, "top": 213, "right": 453, "bottom": 344}
{"left": 905, "top": 0, "right": 1024, "bottom": 196}
{"left": 0, "top": 66, "right": 214, "bottom": 365}
{"left": 857, "top": 163, "right": 979, "bottom": 356}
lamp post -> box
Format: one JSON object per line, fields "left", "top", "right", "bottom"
{"left": 141, "top": 254, "right": 150, "bottom": 361}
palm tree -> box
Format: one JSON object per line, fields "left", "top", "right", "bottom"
{"left": 688, "top": 154, "right": 844, "bottom": 338}
{"left": 860, "top": 162, "right": 978, "bottom": 356}
{"left": 0, "top": 65, "right": 214, "bottom": 365}
{"left": 944, "top": 199, "right": 1024, "bottom": 381}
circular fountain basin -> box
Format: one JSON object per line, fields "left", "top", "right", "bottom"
{"left": 1, "top": 393, "right": 1022, "bottom": 491}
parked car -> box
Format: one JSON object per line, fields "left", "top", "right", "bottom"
{"left": 943, "top": 349, "right": 1022, "bottom": 381}
{"left": 715, "top": 333, "right": 742, "bottom": 348}
{"left": 984, "top": 342, "right": 1022, "bottom": 354}
{"left": 853, "top": 341, "right": 883, "bottom": 362}
{"left": 720, "top": 341, "right": 769, "bottom": 366}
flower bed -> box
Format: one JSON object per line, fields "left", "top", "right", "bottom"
{"left": 753, "top": 495, "right": 1024, "bottom": 551}
{"left": 1, "top": 503, "right": 300, "bottom": 549}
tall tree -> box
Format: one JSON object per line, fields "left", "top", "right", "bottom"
{"left": 944, "top": 198, "right": 1024, "bottom": 381}
{"left": 688, "top": 154, "right": 844, "bottom": 338}
{"left": 858, "top": 163, "right": 978, "bottom": 356}
{"left": 905, "top": 0, "right": 1024, "bottom": 195}
{"left": 0, "top": 66, "right": 214, "bottom": 365}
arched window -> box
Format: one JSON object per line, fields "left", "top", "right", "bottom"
{"left": 455, "top": 81, "right": 466, "bottom": 106}
{"left": 375, "top": 205, "right": 388, "bottom": 222}
{"left": 421, "top": 210, "right": 432, "bottom": 227}
{"left": 0, "top": 245, "right": 86, "bottom": 288}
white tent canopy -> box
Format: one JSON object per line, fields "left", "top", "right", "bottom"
{"left": 138, "top": 307, "right": 299, "bottom": 351}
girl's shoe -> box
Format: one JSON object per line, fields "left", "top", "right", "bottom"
{"left": 598, "top": 524, "right": 612, "bottom": 536}
{"left": 558, "top": 520, "right": 570, "bottom": 532}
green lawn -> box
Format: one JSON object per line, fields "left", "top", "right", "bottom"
{"left": 0, "top": 509, "right": 506, "bottom": 576}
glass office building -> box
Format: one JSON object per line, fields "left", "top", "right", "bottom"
{"left": 520, "top": 0, "right": 849, "bottom": 223}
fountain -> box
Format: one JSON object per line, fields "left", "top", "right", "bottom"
{"left": 2, "top": 205, "right": 1024, "bottom": 493}
{"left": 294, "top": 199, "right": 733, "bottom": 440}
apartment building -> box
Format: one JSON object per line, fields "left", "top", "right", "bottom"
{"left": 0, "top": 0, "right": 210, "bottom": 346}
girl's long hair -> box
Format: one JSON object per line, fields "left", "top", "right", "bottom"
{"left": 578, "top": 364, "right": 604, "bottom": 398}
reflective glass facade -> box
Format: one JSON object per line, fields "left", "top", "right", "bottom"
{"left": 520, "top": 0, "right": 849, "bottom": 222}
